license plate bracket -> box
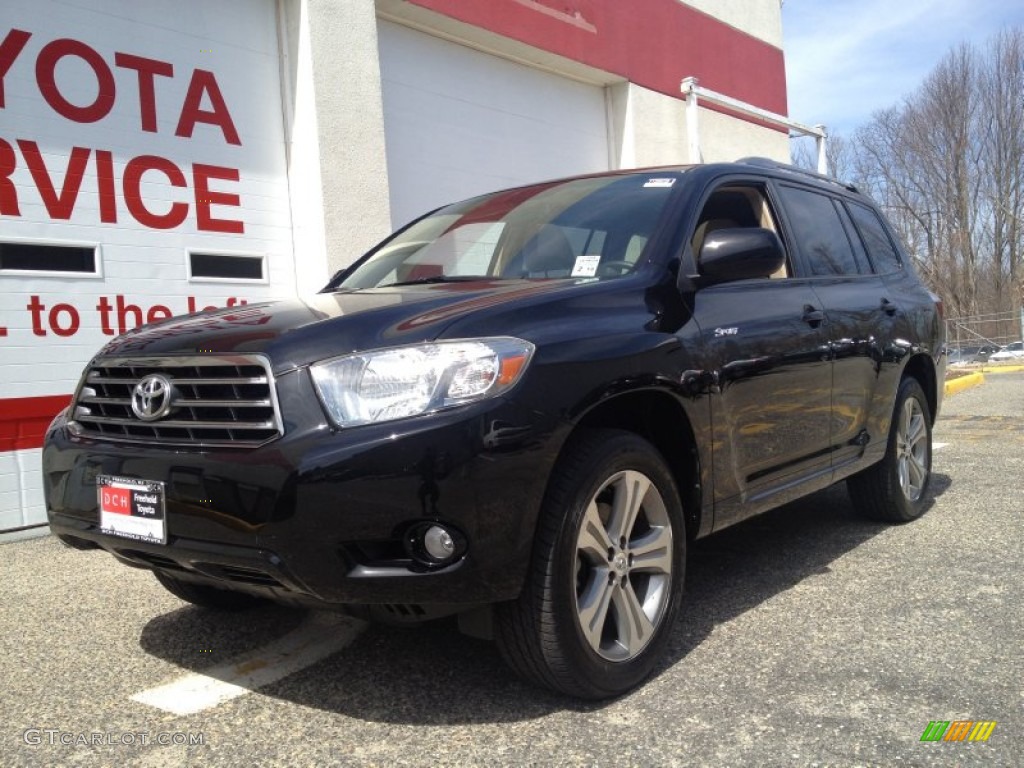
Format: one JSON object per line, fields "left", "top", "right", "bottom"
{"left": 97, "top": 475, "right": 167, "bottom": 545}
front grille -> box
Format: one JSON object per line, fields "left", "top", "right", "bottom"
{"left": 70, "top": 355, "right": 282, "bottom": 448}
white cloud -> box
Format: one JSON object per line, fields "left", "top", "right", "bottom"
{"left": 783, "top": 0, "right": 1024, "bottom": 134}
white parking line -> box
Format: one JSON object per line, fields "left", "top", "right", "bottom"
{"left": 131, "top": 612, "right": 366, "bottom": 715}
{"left": 933, "top": 442, "right": 949, "bottom": 450}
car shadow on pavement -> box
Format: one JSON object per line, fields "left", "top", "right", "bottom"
{"left": 139, "top": 602, "right": 306, "bottom": 669}
{"left": 137, "top": 474, "right": 951, "bottom": 725}
{"left": 660, "top": 474, "right": 950, "bottom": 672}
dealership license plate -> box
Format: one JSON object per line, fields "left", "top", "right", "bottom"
{"left": 97, "top": 475, "right": 167, "bottom": 545}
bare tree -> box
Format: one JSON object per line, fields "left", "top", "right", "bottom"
{"left": 791, "top": 132, "right": 856, "bottom": 181}
{"left": 978, "top": 29, "right": 1024, "bottom": 310}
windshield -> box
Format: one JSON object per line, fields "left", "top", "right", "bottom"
{"left": 327, "top": 173, "right": 681, "bottom": 290}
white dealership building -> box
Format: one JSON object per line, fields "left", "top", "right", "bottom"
{"left": 0, "top": 0, "right": 791, "bottom": 530}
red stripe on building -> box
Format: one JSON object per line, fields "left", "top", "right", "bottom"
{"left": 406, "top": 0, "right": 788, "bottom": 116}
{"left": 0, "top": 395, "right": 71, "bottom": 452}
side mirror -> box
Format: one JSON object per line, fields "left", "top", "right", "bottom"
{"left": 699, "top": 228, "right": 785, "bottom": 281}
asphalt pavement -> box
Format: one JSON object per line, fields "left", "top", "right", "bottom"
{"left": 2, "top": 373, "right": 1022, "bottom": 767}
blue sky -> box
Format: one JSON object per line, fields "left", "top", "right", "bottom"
{"left": 782, "top": 0, "right": 1024, "bottom": 137}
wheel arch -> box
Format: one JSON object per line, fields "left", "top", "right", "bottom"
{"left": 901, "top": 353, "right": 939, "bottom": 424}
{"left": 569, "top": 389, "right": 704, "bottom": 539}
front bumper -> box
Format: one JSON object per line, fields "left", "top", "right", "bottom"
{"left": 43, "top": 367, "right": 563, "bottom": 608}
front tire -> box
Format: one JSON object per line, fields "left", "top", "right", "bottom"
{"left": 848, "top": 376, "right": 933, "bottom": 522}
{"left": 154, "top": 571, "right": 264, "bottom": 611}
{"left": 496, "top": 429, "right": 685, "bottom": 699}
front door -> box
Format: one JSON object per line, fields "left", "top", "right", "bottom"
{"left": 693, "top": 278, "right": 833, "bottom": 526}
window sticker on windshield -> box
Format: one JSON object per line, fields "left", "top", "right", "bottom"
{"left": 571, "top": 255, "right": 602, "bottom": 277}
{"left": 643, "top": 178, "right": 676, "bottom": 188}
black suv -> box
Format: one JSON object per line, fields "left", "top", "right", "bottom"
{"left": 43, "top": 160, "right": 945, "bottom": 699}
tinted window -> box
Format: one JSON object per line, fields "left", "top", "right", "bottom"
{"left": 0, "top": 242, "right": 96, "bottom": 273}
{"left": 190, "top": 253, "right": 264, "bottom": 280}
{"left": 848, "top": 202, "right": 903, "bottom": 273}
{"left": 835, "top": 203, "right": 873, "bottom": 275}
{"left": 778, "top": 186, "right": 860, "bottom": 276}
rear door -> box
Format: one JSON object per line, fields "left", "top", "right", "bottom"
{"left": 851, "top": 200, "right": 944, "bottom": 439}
{"left": 773, "top": 184, "right": 896, "bottom": 472}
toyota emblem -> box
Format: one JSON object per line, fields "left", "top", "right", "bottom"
{"left": 131, "top": 374, "right": 175, "bottom": 422}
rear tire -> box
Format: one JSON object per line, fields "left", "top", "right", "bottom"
{"left": 848, "top": 377, "right": 932, "bottom": 523}
{"left": 154, "top": 571, "right": 264, "bottom": 611}
{"left": 496, "top": 429, "right": 685, "bottom": 699}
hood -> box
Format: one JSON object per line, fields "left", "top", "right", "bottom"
{"left": 93, "top": 279, "right": 585, "bottom": 373}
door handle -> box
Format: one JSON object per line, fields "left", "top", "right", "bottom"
{"left": 880, "top": 298, "right": 898, "bottom": 316}
{"left": 802, "top": 304, "right": 825, "bottom": 327}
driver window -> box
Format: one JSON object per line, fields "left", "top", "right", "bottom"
{"left": 692, "top": 185, "right": 788, "bottom": 278}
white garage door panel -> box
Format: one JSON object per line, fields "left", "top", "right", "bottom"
{"left": 379, "top": 21, "right": 609, "bottom": 227}
{"left": 0, "top": 0, "right": 294, "bottom": 530}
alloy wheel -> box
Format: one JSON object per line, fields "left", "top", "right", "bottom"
{"left": 896, "top": 397, "right": 928, "bottom": 502}
{"left": 573, "top": 470, "right": 674, "bottom": 662}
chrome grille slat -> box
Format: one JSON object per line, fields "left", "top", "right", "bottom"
{"left": 153, "top": 377, "right": 269, "bottom": 385}
{"left": 172, "top": 399, "right": 272, "bottom": 408}
{"left": 86, "top": 375, "right": 269, "bottom": 386}
{"left": 70, "top": 355, "right": 283, "bottom": 449}
{"left": 74, "top": 414, "right": 278, "bottom": 430}
{"left": 78, "top": 396, "right": 270, "bottom": 408}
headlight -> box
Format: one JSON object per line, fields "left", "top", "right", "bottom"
{"left": 310, "top": 337, "right": 535, "bottom": 427}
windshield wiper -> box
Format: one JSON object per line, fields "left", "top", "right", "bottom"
{"left": 378, "top": 275, "right": 495, "bottom": 287}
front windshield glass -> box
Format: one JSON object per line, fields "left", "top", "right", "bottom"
{"left": 330, "top": 174, "right": 681, "bottom": 290}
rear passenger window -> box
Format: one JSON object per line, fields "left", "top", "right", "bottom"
{"left": 835, "top": 203, "right": 874, "bottom": 275}
{"left": 848, "top": 202, "right": 903, "bottom": 273}
{"left": 778, "top": 185, "right": 861, "bottom": 277}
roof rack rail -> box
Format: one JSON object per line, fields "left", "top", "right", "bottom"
{"left": 736, "top": 157, "right": 859, "bottom": 193}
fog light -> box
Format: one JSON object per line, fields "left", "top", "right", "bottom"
{"left": 404, "top": 521, "right": 466, "bottom": 568}
{"left": 423, "top": 525, "right": 455, "bottom": 560}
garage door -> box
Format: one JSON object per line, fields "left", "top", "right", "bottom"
{"left": 378, "top": 21, "right": 610, "bottom": 228}
{"left": 0, "top": 0, "right": 294, "bottom": 530}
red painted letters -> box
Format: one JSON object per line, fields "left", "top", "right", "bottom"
{"left": 193, "top": 163, "right": 243, "bottom": 233}
{"left": 36, "top": 38, "right": 116, "bottom": 122}
{"left": 0, "top": 138, "right": 19, "bottom": 215}
{"left": 0, "top": 27, "right": 246, "bottom": 232}
{"left": 18, "top": 140, "right": 90, "bottom": 219}
{"left": 114, "top": 52, "right": 174, "bottom": 133}
{"left": 175, "top": 70, "right": 241, "bottom": 146}
{"left": 123, "top": 155, "right": 189, "bottom": 230}
{"left": 0, "top": 140, "right": 243, "bottom": 232}
{"left": 0, "top": 29, "right": 31, "bottom": 106}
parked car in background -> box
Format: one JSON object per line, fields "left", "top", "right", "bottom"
{"left": 971, "top": 344, "right": 1000, "bottom": 362}
{"left": 946, "top": 344, "right": 999, "bottom": 365}
{"left": 989, "top": 341, "right": 1024, "bottom": 361}
{"left": 43, "top": 159, "right": 945, "bottom": 699}
{"left": 946, "top": 348, "right": 972, "bottom": 366}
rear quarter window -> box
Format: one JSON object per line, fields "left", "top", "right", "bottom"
{"left": 847, "top": 202, "right": 903, "bottom": 274}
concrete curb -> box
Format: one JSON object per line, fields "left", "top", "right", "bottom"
{"left": 0, "top": 524, "right": 50, "bottom": 545}
{"left": 945, "top": 371, "right": 985, "bottom": 397}
{"left": 981, "top": 364, "right": 1024, "bottom": 374}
